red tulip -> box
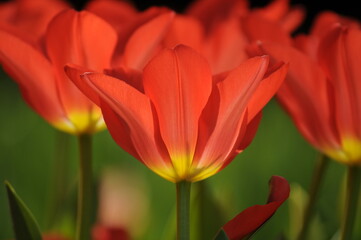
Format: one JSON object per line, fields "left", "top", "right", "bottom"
{"left": 249, "top": 19, "right": 361, "bottom": 165}
{"left": 86, "top": 0, "right": 175, "bottom": 68}
{"left": 0, "top": 9, "right": 117, "bottom": 134}
{"left": 186, "top": 0, "right": 304, "bottom": 33}
{"left": 92, "top": 225, "right": 129, "bottom": 240}
{"left": 0, "top": 0, "right": 69, "bottom": 42}
{"left": 79, "top": 0, "right": 298, "bottom": 76}
{"left": 221, "top": 176, "right": 290, "bottom": 240}
{"left": 310, "top": 11, "right": 360, "bottom": 38}
{"left": 67, "top": 45, "right": 287, "bottom": 182}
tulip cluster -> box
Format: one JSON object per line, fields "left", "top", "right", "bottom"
{"left": 0, "top": 0, "right": 360, "bottom": 240}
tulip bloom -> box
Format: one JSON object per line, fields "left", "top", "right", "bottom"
{"left": 186, "top": 0, "right": 304, "bottom": 34}
{"left": 67, "top": 45, "right": 287, "bottom": 182}
{"left": 80, "top": 0, "right": 299, "bottom": 75}
{"left": 0, "top": 9, "right": 117, "bottom": 134}
{"left": 0, "top": 0, "right": 69, "bottom": 41}
{"left": 250, "top": 22, "right": 361, "bottom": 166}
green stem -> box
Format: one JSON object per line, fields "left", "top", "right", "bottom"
{"left": 176, "top": 181, "right": 191, "bottom": 240}
{"left": 340, "top": 166, "right": 361, "bottom": 240}
{"left": 297, "top": 154, "right": 329, "bottom": 240}
{"left": 45, "top": 131, "right": 71, "bottom": 229}
{"left": 76, "top": 134, "right": 93, "bottom": 240}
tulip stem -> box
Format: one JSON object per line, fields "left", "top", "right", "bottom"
{"left": 176, "top": 181, "right": 191, "bottom": 240}
{"left": 297, "top": 154, "right": 329, "bottom": 240}
{"left": 76, "top": 134, "right": 93, "bottom": 240}
{"left": 340, "top": 166, "right": 361, "bottom": 240}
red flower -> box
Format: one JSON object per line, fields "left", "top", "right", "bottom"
{"left": 221, "top": 176, "right": 290, "bottom": 240}
{"left": 67, "top": 45, "right": 287, "bottom": 182}
{"left": 77, "top": 0, "right": 299, "bottom": 75}
{"left": 249, "top": 16, "right": 361, "bottom": 165}
{"left": 0, "top": 9, "right": 117, "bottom": 134}
{"left": 186, "top": 0, "right": 304, "bottom": 33}
{"left": 92, "top": 225, "right": 129, "bottom": 240}
{"left": 0, "top": 0, "right": 69, "bottom": 41}
{"left": 183, "top": 0, "right": 304, "bottom": 74}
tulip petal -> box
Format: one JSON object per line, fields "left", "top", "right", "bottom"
{"left": 280, "top": 5, "right": 305, "bottom": 33}
{"left": 196, "top": 56, "right": 268, "bottom": 170}
{"left": 123, "top": 11, "right": 174, "bottom": 70}
{"left": 203, "top": 17, "right": 249, "bottom": 74}
{"left": 221, "top": 176, "right": 290, "bottom": 240}
{"left": 255, "top": 0, "right": 289, "bottom": 21}
{"left": 251, "top": 41, "right": 339, "bottom": 150}
{"left": 242, "top": 13, "right": 291, "bottom": 45}
{"left": 64, "top": 64, "right": 100, "bottom": 106}
{"left": 86, "top": 0, "right": 137, "bottom": 30}
{"left": 311, "top": 11, "right": 360, "bottom": 37}
{"left": 99, "top": 101, "right": 141, "bottom": 161}
{"left": 221, "top": 112, "right": 263, "bottom": 170}
{"left": 319, "top": 25, "right": 361, "bottom": 137}
{"left": 247, "top": 61, "right": 288, "bottom": 121}
{"left": 162, "top": 15, "right": 204, "bottom": 51}
{"left": 82, "top": 73, "right": 174, "bottom": 180}
{"left": 45, "top": 9, "right": 117, "bottom": 118}
{"left": 342, "top": 27, "right": 361, "bottom": 137}
{"left": 104, "top": 67, "right": 143, "bottom": 93}
{"left": 254, "top": 0, "right": 305, "bottom": 33}
{"left": 104, "top": 7, "right": 170, "bottom": 66}
{"left": 143, "top": 45, "right": 213, "bottom": 179}
{"left": 186, "top": 0, "right": 249, "bottom": 32}
{"left": 0, "top": 0, "right": 69, "bottom": 41}
{"left": 0, "top": 30, "right": 67, "bottom": 126}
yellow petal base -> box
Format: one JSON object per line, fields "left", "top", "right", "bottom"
{"left": 51, "top": 110, "right": 105, "bottom": 135}
{"left": 324, "top": 137, "right": 361, "bottom": 166}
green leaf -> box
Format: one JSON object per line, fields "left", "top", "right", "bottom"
{"left": 214, "top": 229, "right": 230, "bottom": 240}
{"left": 5, "top": 181, "right": 42, "bottom": 240}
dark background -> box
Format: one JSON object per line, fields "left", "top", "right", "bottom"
{"left": 74, "top": 0, "right": 361, "bottom": 33}
{"left": 1, "top": 0, "right": 360, "bottom": 32}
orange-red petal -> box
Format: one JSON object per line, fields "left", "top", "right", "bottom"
{"left": 122, "top": 11, "right": 174, "bottom": 70}
{"left": 252, "top": 41, "right": 339, "bottom": 149}
{"left": 0, "top": 30, "right": 66, "bottom": 126}
{"left": 203, "top": 16, "right": 248, "bottom": 74}
{"left": 162, "top": 15, "right": 204, "bottom": 51}
{"left": 242, "top": 12, "right": 291, "bottom": 45}
{"left": 143, "top": 45, "right": 212, "bottom": 179}
{"left": 82, "top": 73, "right": 174, "bottom": 180}
{"left": 247, "top": 61, "right": 288, "bottom": 121}
{"left": 195, "top": 56, "right": 269, "bottom": 171}
{"left": 319, "top": 25, "right": 361, "bottom": 137}
{"left": 45, "top": 9, "right": 117, "bottom": 115}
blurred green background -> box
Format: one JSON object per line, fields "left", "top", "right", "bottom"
{"left": 0, "top": 68, "right": 357, "bottom": 240}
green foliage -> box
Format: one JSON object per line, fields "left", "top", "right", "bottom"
{"left": 5, "top": 181, "right": 42, "bottom": 240}
{"left": 288, "top": 183, "right": 326, "bottom": 240}
{"left": 214, "top": 229, "right": 229, "bottom": 240}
